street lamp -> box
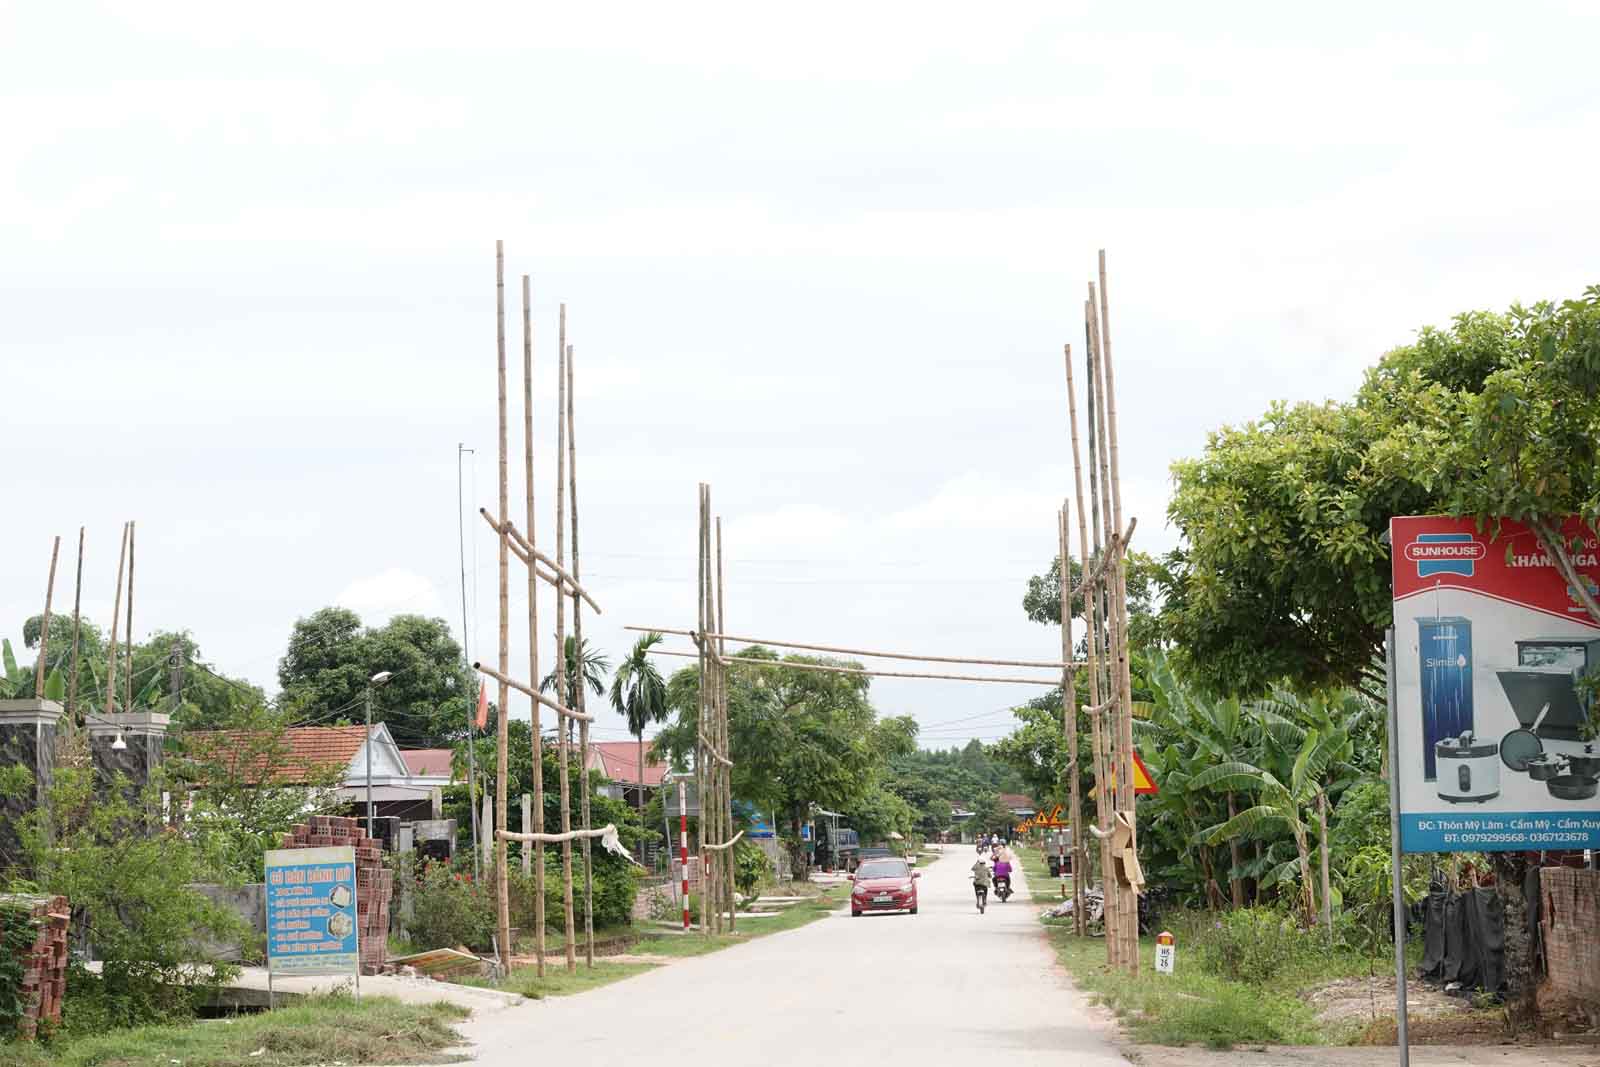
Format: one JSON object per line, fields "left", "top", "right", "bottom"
{"left": 366, "top": 671, "right": 394, "bottom": 838}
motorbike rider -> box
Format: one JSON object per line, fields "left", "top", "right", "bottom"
{"left": 992, "top": 852, "right": 1013, "bottom": 900}
{"left": 970, "top": 855, "right": 992, "bottom": 913}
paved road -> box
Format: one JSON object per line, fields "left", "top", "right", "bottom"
{"left": 451, "top": 846, "right": 1126, "bottom": 1067}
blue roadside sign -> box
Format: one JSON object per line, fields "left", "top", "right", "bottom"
{"left": 265, "top": 846, "right": 359, "bottom": 977}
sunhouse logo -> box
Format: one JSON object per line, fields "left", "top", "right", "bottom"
{"left": 1405, "top": 533, "right": 1487, "bottom": 577}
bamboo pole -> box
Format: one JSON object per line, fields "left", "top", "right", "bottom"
{"left": 644, "top": 648, "right": 1066, "bottom": 685}
{"left": 521, "top": 274, "right": 546, "bottom": 979}
{"left": 66, "top": 528, "right": 84, "bottom": 723}
{"left": 1057, "top": 505, "right": 1084, "bottom": 936}
{"left": 555, "top": 310, "right": 576, "bottom": 973}
{"left": 1069, "top": 338, "right": 1110, "bottom": 948}
{"left": 124, "top": 521, "right": 135, "bottom": 714}
{"left": 622, "top": 626, "right": 1071, "bottom": 669}
{"left": 702, "top": 485, "right": 721, "bottom": 934}
{"left": 566, "top": 341, "right": 595, "bottom": 968}
{"left": 1097, "top": 252, "right": 1140, "bottom": 975}
{"left": 471, "top": 663, "right": 593, "bottom": 720}
{"left": 493, "top": 241, "right": 513, "bottom": 976}
{"left": 696, "top": 484, "right": 710, "bottom": 938}
{"left": 34, "top": 536, "right": 61, "bottom": 698}
{"left": 476, "top": 508, "right": 601, "bottom": 612}
{"left": 718, "top": 517, "right": 735, "bottom": 931}
{"left": 105, "top": 522, "right": 129, "bottom": 714}
{"left": 1087, "top": 293, "right": 1123, "bottom": 968}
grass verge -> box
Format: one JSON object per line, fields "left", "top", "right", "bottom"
{"left": 462, "top": 960, "right": 660, "bottom": 999}
{"left": 1013, "top": 841, "right": 1071, "bottom": 904}
{"left": 3, "top": 996, "right": 468, "bottom": 1067}
{"left": 1046, "top": 930, "right": 1325, "bottom": 1048}
{"left": 628, "top": 885, "right": 843, "bottom": 959}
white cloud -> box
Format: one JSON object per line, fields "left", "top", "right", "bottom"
{"left": 336, "top": 570, "right": 443, "bottom": 623}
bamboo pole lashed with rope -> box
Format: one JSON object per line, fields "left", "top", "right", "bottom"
{"left": 567, "top": 340, "right": 596, "bottom": 968}
{"left": 493, "top": 241, "right": 513, "bottom": 976}
{"left": 520, "top": 272, "right": 547, "bottom": 979}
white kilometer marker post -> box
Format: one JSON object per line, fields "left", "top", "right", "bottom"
{"left": 1154, "top": 931, "right": 1176, "bottom": 975}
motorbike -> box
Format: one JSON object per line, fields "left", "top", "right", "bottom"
{"left": 993, "top": 874, "right": 1013, "bottom": 902}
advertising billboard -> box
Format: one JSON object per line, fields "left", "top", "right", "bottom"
{"left": 1392, "top": 516, "right": 1600, "bottom": 852}
{"left": 264, "top": 846, "right": 360, "bottom": 978}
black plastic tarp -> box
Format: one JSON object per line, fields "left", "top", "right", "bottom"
{"left": 1418, "top": 886, "right": 1505, "bottom": 994}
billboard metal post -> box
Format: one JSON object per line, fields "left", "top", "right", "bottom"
{"left": 1386, "top": 628, "right": 1410, "bottom": 1067}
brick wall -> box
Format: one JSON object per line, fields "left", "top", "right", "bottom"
{"left": 1539, "top": 867, "right": 1600, "bottom": 1006}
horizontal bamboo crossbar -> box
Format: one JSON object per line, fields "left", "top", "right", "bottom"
{"left": 499, "top": 825, "right": 615, "bottom": 844}
{"left": 647, "top": 647, "right": 1069, "bottom": 686}
{"left": 701, "top": 830, "right": 745, "bottom": 852}
{"left": 479, "top": 507, "right": 602, "bottom": 614}
{"left": 473, "top": 661, "right": 595, "bottom": 722}
{"left": 626, "top": 625, "right": 1075, "bottom": 670}
{"left": 1085, "top": 517, "right": 1138, "bottom": 587}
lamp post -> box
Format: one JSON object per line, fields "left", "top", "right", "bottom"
{"left": 366, "top": 671, "right": 393, "bottom": 837}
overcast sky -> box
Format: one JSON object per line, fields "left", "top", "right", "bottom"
{"left": 5, "top": 2, "right": 1599, "bottom": 748}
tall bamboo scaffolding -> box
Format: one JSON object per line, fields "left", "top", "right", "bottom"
{"left": 66, "top": 528, "right": 85, "bottom": 722}
{"left": 104, "top": 523, "right": 129, "bottom": 714}
{"left": 566, "top": 341, "right": 596, "bottom": 968}
{"left": 555, "top": 312, "right": 576, "bottom": 972}
{"left": 521, "top": 273, "right": 547, "bottom": 979}
{"left": 1070, "top": 337, "right": 1113, "bottom": 950}
{"left": 1098, "top": 255, "right": 1140, "bottom": 974}
{"left": 34, "top": 537, "right": 60, "bottom": 697}
{"left": 493, "top": 241, "right": 513, "bottom": 975}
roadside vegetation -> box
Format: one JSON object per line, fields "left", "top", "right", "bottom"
{"left": 3, "top": 996, "right": 468, "bottom": 1067}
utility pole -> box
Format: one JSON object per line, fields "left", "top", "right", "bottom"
{"left": 365, "top": 682, "right": 376, "bottom": 838}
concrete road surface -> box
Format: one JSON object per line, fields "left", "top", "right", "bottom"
{"left": 451, "top": 846, "right": 1126, "bottom": 1066}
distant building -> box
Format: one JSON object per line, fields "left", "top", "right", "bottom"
{"left": 585, "top": 740, "right": 669, "bottom": 808}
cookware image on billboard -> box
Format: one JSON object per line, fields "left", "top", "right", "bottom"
{"left": 1392, "top": 516, "right": 1600, "bottom": 852}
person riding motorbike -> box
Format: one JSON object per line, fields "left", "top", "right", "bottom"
{"left": 992, "top": 854, "right": 1013, "bottom": 902}
{"left": 970, "top": 856, "right": 992, "bottom": 913}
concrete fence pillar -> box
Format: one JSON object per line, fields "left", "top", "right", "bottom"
{"left": 0, "top": 699, "right": 64, "bottom": 873}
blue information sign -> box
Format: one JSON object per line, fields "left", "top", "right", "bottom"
{"left": 265, "top": 846, "right": 359, "bottom": 977}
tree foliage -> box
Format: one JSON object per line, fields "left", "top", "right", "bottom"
{"left": 1160, "top": 286, "right": 1600, "bottom": 697}
{"left": 277, "top": 607, "right": 472, "bottom": 747}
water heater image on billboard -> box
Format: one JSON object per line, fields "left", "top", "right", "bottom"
{"left": 1391, "top": 515, "right": 1600, "bottom": 852}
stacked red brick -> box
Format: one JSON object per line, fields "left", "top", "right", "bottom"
{"left": 3, "top": 893, "right": 69, "bottom": 1040}
{"left": 279, "top": 815, "right": 394, "bottom": 975}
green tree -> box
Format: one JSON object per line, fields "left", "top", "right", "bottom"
{"left": 609, "top": 632, "right": 670, "bottom": 849}
{"left": 540, "top": 635, "right": 611, "bottom": 736}
{"left": 277, "top": 607, "right": 472, "bottom": 747}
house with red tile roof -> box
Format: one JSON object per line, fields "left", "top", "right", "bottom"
{"left": 586, "top": 739, "right": 669, "bottom": 808}
{"left": 183, "top": 724, "right": 453, "bottom": 822}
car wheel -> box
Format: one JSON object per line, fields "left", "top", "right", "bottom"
{"left": 852, "top": 909, "right": 862, "bottom": 917}
{"left": 910, "top": 906, "right": 918, "bottom": 915}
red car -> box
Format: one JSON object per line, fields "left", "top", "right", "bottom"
{"left": 849, "top": 858, "right": 919, "bottom": 916}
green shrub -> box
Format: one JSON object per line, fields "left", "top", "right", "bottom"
{"left": 1190, "top": 907, "right": 1309, "bottom": 984}
{"left": 407, "top": 862, "right": 496, "bottom": 952}
{"left": 734, "top": 841, "right": 769, "bottom": 898}
{"left": 14, "top": 768, "right": 244, "bottom": 1030}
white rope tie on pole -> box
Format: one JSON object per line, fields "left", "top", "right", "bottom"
{"left": 498, "top": 824, "right": 644, "bottom": 867}
{"left": 700, "top": 830, "right": 745, "bottom": 852}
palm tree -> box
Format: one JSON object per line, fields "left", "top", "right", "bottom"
{"left": 609, "top": 633, "right": 670, "bottom": 847}
{"left": 540, "top": 635, "right": 611, "bottom": 742}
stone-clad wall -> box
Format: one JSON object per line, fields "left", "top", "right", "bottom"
{"left": 0, "top": 700, "right": 62, "bottom": 874}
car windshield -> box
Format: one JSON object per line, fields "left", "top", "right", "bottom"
{"left": 856, "top": 861, "right": 909, "bottom": 880}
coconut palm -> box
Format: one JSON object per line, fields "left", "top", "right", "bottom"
{"left": 540, "top": 635, "right": 611, "bottom": 742}
{"left": 609, "top": 632, "right": 670, "bottom": 839}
